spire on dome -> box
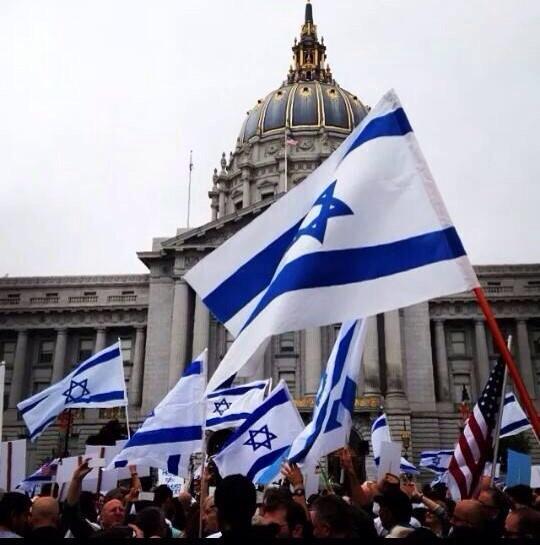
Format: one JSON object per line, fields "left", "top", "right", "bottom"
{"left": 287, "top": 1, "right": 333, "bottom": 84}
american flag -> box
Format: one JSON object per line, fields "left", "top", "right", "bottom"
{"left": 286, "top": 136, "right": 298, "bottom": 146}
{"left": 448, "top": 360, "right": 505, "bottom": 500}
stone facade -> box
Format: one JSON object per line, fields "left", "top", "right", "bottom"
{"left": 2, "top": 4, "right": 539, "bottom": 474}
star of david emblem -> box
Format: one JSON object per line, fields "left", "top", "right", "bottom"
{"left": 213, "top": 398, "right": 232, "bottom": 416}
{"left": 244, "top": 424, "right": 277, "bottom": 451}
{"left": 432, "top": 455, "right": 440, "bottom": 466}
{"left": 62, "top": 379, "right": 90, "bottom": 404}
{"left": 294, "top": 180, "right": 353, "bottom": 244}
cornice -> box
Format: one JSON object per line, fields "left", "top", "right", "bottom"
{"left": 0, "top": 274, "right": 149, "bottom": 289}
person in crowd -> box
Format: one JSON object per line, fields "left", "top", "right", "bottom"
{"left": 134, "top": 506, "right": 169, "bottom": 538}
{"left": 448, "top": 499, "right": 488, "bottom": 539}
{"left": 506, "top": 484, "right": 534, "bottom": 509}
{"left": 201, "top": 495, "right": 220, "bottom": 537}
{"left": 374, "top": 487, "right": 415, "bottom": 538}
{"left": 310, "top": 494, "right": 353, "bottom": 539}
{"left": 0, "top": 492, "right": 32, "bottom": 538}
{"left": 29, "top": 496, "right": 63, "bottom": 539}
{"left": 259, "top": 488, "right": 308, "bottom": 538}
{"left": 505, "top": 507, "right": 540, "bottom": 539}
{"left": 477, "top": 485, "right": 511, "bottom": 536}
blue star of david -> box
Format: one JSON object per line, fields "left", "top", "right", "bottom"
{"left": 244, "top": 424, "right": 277, "bottom": 451}
{"left": 432, "top": 455, "right": 441, "bottom": 466}
{"left": 62, "top": 379, "right": 90, "bottom": 404}
{"left": 294, "top": 180, "right": 353, "bottom": 244}
{"left": 213, "top": 398, "right": 232, "bottom": 416}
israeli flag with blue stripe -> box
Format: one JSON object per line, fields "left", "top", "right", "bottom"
{"left": 108, "top": 350, "right": 207, "bottom": 476}
{"left": 288, "top": 319, "right": 366, "bottom": 468}
{"left": 18, "top": 342, "right": 127, "bottom": 441}
{"left": 500, "top": 392, "right": 531, "bottom": 438}
{"left": 212, "top": 380, "right": 304, "bottom": 484}
{"left": 420, "top": 450, "right": 454, "bottom": 474}
{"left": 186, "top": 89, "right": 479, "bottom": 392}
{"left": 206, "top": 379, "right": 270, "bottom": 431}
{"left": 371, "top": 413, "right": 418, "bottom": 474}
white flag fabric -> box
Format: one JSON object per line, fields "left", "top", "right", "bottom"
{"left": 370, "top": 413, "right": 418, "bottom": 474}
{"left": 288, "top": 320, "right": 366, "bottom": 468}
{"left": 108, "top": 350, "right": 207, "bottom": 476}
{"left": 206, "top": 379, "right": 270, "bottom": 431}
{"left": 213, "top": 380, "right": 304, "bottom": 484}
{"left": 186, "top": 89, "right": 479, "bottom": 391}
{"left": 500, "top": 392, "right": 531, "bottom": 438}
{"left": 18, "top": 342, "right": 127, "bottom": 441}
{"left": 17, "top": 458, "right": 60, "bottom": 493}
{"left": 420, "top": 450, "right": 454, "bottom": 474}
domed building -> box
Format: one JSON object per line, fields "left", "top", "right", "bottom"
{"left": 1, "top": 1, "right": 539, "bottom": 475}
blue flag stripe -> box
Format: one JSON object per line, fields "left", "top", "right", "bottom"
{"left": 219, "top": 387, "right": 290, "bottom": 452}
{"left": 246, "top": 446, "right": 290, "bottom": 482}
{"left": 122, "top": 425, "right": 203, "bottom": 448}
{"left": 503, "top": 394, "right": 516, "bottom": 406}
{"left": 207, "top": 383, "right": 267, "bottom": 399}
{"left": 371, "top": 416, "right": 387, "bottom": 433}
{"left": 73, "top": 345, "right": 121, "bottom": 377}
{"left": 206, "top": 412, "right": 252, "bottom": 427}
{"left": 69, "top": 391, "right": 126, "bottom": 405}
{"left": 29, "top": 415, "right": 58, "bottom": 440}
{"left": 182, "top": 360, "right": 202, "bottom": 378}
{"left": 501, "top": 418, "right": 530, "bottom": 436}
{"left": 167, "top": 454, "right": 181, "bottom": 475}
{"left": 240, "top": 227, "right": 466, "bottom": 333}
{"left": 19, "top": 394, "right": 50, "bottom": 416}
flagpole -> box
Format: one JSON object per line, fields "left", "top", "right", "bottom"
{"left": 118, "top": 337, "right": 131, "bottom": 439}
{"left": 284, "top": 132, "right": 288, "bottom": 192}
{"left": 473, "top": 287, "right": 540, "bottom": 439}
{"left": 490, "top": 336, "right": 511, "bottom": 483}
{"left": 0, "top": 361, "right": 5, "bottom": 443}
{"left": 198, "top": 431, "right": 208, "bottom": 538}
{"left": 187, "top": 150, "right": 193, "bottom": 229}
{"left": 63, "top": 409, "right": 73, "bottom": 457}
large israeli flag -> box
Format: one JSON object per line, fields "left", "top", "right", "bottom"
{"left": 108, "top": 351, "right": 207, "bottom": 476}
{"left": 288, "top": 320, "right": 366, "bottom": 468}
{"left": 18, "top": 342, "right": 127, "bottom": 441}
{"left": 206, "top": 379, "right": 270, "bottom": 431}
{"left": 420, "top": 450, "right": 454, "bottom": 474}
{"left": 371, "top": 413, "right": 418, "bottom": 474}
{"left": 186, "top": 90, "right": 479, "bottom": 391}
{"left": 500, "top": 392, "right": 531, "bottom": 438}
{"left": 212, "top": 381, "right": 304, "bottom": 484}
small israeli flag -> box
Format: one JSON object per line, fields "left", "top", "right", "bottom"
{"left": 108, "top": 351, "right": 207, "bottom": 476}
{"left": 206, "top": 379, "right": 270, "bottom": 431}
{"left": 420, "top": 450, "right": 454, "bottom": 474}
{"left": 18, "top": 342, "right": 127, "bottom": 441}
{"left": 212, "top": 381, "right": 304, "bottom": 484}
{"left": 500, "top": 392, "right": 531, "bottom": 438}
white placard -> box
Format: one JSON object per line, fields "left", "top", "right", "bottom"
{"left": 377, "top": 441, "right": 401, "bottom": 480}
{"left": 530, "top": 465, "right": 540, "bottom": 488}
{"left": 157, "top": 469, "right": 184, "bottom": 496}
{"left": 81, "top": 469, "right": 119, "bottom": 494}
{"left": 0, "top": 439, "right": 26, "bottom": 492}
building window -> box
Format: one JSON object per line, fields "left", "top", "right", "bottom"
{"left": 120, "top": 337, "right": 133, "bottom": 364}
{"left": 532, "top": 330, "right": 540, "bottom": 356}
{"left": 234, "top": 200, "right": 243, "bottom": 211}
{"left": 279, "top": 332, "right": 295, "bottom": 353}
{"left": 261, "top": 191, "right": 274, "bottom": 200}
{"left": 38, "top": 340, "right": 55, "bottom": 365}
{"left": 32, "top": 381, "right": 49, "bottom": 395}
{"left": 279, "top": 370, "right": 296, "bottom": 395}
{"left": 78, "top": 339, "right": 94, "bottom": 362}
{"left": 0, "top": 341, "right": 16, "bottom": 367}
{"left": 449, "top": 330, "right": 467, "bottom": 356}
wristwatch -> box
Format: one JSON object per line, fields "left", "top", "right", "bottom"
{"left": 292, "top": 488, "right": 305, "bottom": 497}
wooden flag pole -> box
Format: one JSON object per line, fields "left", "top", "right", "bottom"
{"left": 474, "top": 287, "right": 540, "bottom": 438}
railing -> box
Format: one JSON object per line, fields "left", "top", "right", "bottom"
{"left": 68, "top": 296, "right": 98, "bottom": 303}
{"left": 0, "top": 298, "right": 20, "bottom": 305}
{"left": 107, "top": 295, "right": 137, "bottom": 303}
{"left": 30, "top": 297, "right": 59, "bottom": 304}
{"left": 483, "top": 286, "right": 513, "bottom": 294}
{"left": 524, "top": 285, "right": 540, "bottom": 293}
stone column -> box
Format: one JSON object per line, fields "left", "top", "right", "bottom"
{"left": 517, "top": 319, "right": 536, "bottom": 398}
{"left": 129, "top": 326, "right": 146, "bottom": 406}
{"left": 192, "top": 295, "right": 210, "bottom": 359}
{"left": 94, "top": 327, "right": 107, "bottom": 353}
{"left": 363, "top": 317, "right": 381, "bottom": 396}
{"left": 9, "top": 330, "right": 28, "bottom": 408}
{"left": 242, "top": 177, "right": 251, "bottom": 208}
{"left": 304, "top": 328, "right": 322, "bottom": 395}
{"left": 218, "top": 190, "right": 226, "bottom": 218}
{"left": 51, "top": 328, "right": 68, "bottom": 384}
{"left": 168, "top": 280, "right": 190, "bottom": 388}
{"left": 433, "top": 319, "right": 451, "bottom": 401}
{"left": 384, "top": 311, "right": 408, "bottom": 408}
{"left": 474, "top": 319, "right": 490, "bottom": 391}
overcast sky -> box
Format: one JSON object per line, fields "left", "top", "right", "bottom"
{"left": 1, "top": 0, "right": 539, "bottom": 276}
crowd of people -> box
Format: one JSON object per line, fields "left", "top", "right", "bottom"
{"left": 1, "top": 448, "right": 540, "bottom": 539}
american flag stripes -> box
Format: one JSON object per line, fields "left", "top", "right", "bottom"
{"left": 448, "top": 360, "right": 505, "bottom": 500}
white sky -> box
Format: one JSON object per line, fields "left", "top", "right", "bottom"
{"left": 1, "top": 0, "right": 539, "bottom": 276}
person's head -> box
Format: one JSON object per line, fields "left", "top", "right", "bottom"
{"left": 450, "top": 499, "right": 487, "bottom": 530}
{"left": 477, "top": 486, "right": 510, "bottom": 522}
{"left": 505, "top": 507, "right": 540, "bottom": 539}
{"left": 424, "top": 500, "right": 446, "bottom": 534}
{"left": 375, "top": 489, "right": 412, "bottom": 531}
{"left": 310, "top": 495, "right": 352, "bottom": 539}
{"left": 153, "top": 484, "right": 173, "bottom": 508}
{"left": 505, "top": 484, "right": 534, "bottom": 509}
{"left": 201, "top": 496, "right": 219, "bottom": 536}
{"left": 0, "top": 492, "right": 32, "bottom": 536}
{"left": 214, "top": 474, "right": 256, "bottom": 533}
{"left": 30, "top": 497, "right": 60, "bottom": 529}
{"left": 177, "top": 491, "right": 193, "bottom": 515}
{"left": 100, "top": 498, "right": 126, "bottom": 529}
{"left": 135, "top": 506, "right": 168, "bottom": 538}
{"left": 103, "top": 487, "right": 128, "bottom": 505}
{"left": 79, "top": 491, "right": 99, "bottom": 522}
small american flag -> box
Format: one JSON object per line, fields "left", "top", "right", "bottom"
{"left": 286, "top": 136, "right": 298, "bottom": 146}
{"left": 448, "top": 360, "right": 505, "bottom": 500}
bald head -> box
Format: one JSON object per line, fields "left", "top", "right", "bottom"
{"left": 31, "top": 497, "right": 60, "bottom": 529}
{"left": 451, "top": 499, "right": 488, "bottom": 529}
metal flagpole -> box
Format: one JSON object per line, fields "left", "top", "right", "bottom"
{"left": 187, "top": 150, "right": 193, "bottom": 229}
{"left": 474, "top": 287, "right": 540, "bottom": 440}
{"left": 490, "top": 336, "right": 512, "bottom": 482}
{"left": 0, "top": 361, "right": 5, "bottom": 443}
{"left": 198, "top": 432, "right": 208, "bottom": 538}
{"left": 284, "top": 132, "right": 288, "bottom": 192}
{"left": 118, "top": 337, "right": 131, "bottom": 439}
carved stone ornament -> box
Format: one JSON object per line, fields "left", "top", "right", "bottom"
{"left": 266, "top": 143, "right": 279, "bottom": 156}
{"left": 299, "top": 139, "right": 313, "bottom": 151}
